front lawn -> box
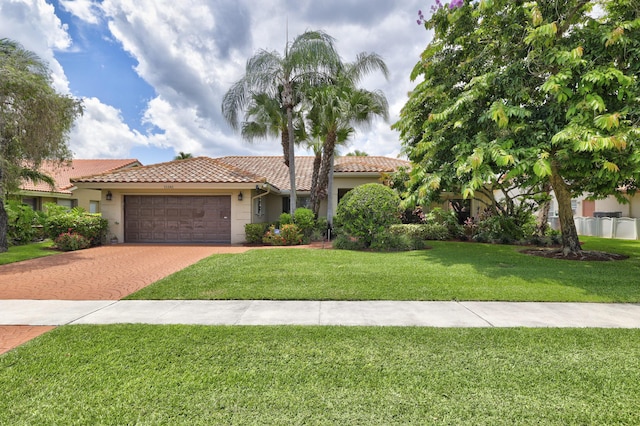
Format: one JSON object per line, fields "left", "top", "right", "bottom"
{"left": 1, "top": 326, "right": 638, "bottom": 424}
{"left": 128, "top": 237, "right": 640, "bottom": 302}
{"left": 0, "top": 240, "right": 57, "bottom": 265}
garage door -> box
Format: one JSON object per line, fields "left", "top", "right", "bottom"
{"left": 125, "top": 195, "right": 231, "bottom": 243}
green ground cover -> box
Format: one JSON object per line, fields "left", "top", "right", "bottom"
{"left": 127, "top": 237, "right": 640, "bottom": 302}
{"left": 1, "top": 326, "right": 638, "bottom": 425}
{"left": 0, "top": 240, "right": 57, "bottom": 265}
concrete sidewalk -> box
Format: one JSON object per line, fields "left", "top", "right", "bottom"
{"left": 2, "top": 300, "right": 640, "bottom": 328}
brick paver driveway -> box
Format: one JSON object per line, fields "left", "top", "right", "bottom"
{"left": 0, "top": 244, "right": 253, "bottom": 354}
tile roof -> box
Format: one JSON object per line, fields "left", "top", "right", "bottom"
{"left": 72, "top": 157, "right": 267, "bottom": 184}
{"left": 20, "top": 159, "right": 141, "bottom": 195}
{"left": 71, "top": 155, "right": 410, "bottom": 191}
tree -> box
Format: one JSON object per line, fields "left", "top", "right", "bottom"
{"left": 306, "top": 53, "right": 389, "bottom": 218}
{"left": 0, "top": 39, "right": 82, "bottom": 252}
{"left": 174, "top": 152, "right": 193, "bottom": 160}
{"left": 222, "top": 30, "right": 341, "bottom": 213}
{"left": 394, "top": 0, "right": 640, "bottom": 255}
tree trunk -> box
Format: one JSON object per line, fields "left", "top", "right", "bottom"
{"left": 283, "top": 83, "right": 296, "bottom": 213}
{"left": 281, "top": 125, "right": 290, "bottom": 167}
{"left": 326, "top": 153, "right": 336, "bottom": 227}
{"left": 0, "top": 198, "right": 8, "bottom": 253}
{"left": 309, "top": 151, "right": 322, "bottom": 216}
{"left": 549, "top": 161, "right": 581, "bottom": 255}
{"left": 536, "top": 182, "right": 552, "bottom": 236}
{"left": 315, "top": 129, "right": 337, "bottom": 210}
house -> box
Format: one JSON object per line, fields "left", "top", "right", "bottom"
{"left": 17, "top": 159, "right": 142, "bottom": 212}
{"left": 71, "top": 155, "right": 410, "bottom": 244}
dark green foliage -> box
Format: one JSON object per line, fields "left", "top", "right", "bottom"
{"left": 472, "top": 207, "right": 537, "bottom": 244}
{"left": 369, "top": 230, "right": 415, "bottom": 251}
{"left": 293, "top": 208, "right": 315, "bottom": 241}
{"left": 0, "top": 39, "right": 83, "bottom": 252}
{"left": 45, "top": 210, "right": 108, "bottom": 247}
{"left": 334, "top": 183, "right": 402, "bottom": 248}
{"left": 279, "top": 212, "right": 293, "bottom": 225}
{"left": 245, "top": 223, "right": 268, "bottom": 244}
{"left": 4, "top": 200, "right": 43, "bottom": 245}
{"left": 332, "top": 233, "right": 366, "bottom": 250}
{"left": 390, "top": 223, "right": 448, "bottom": 244}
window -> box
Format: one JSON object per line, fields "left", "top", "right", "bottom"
{"left": 56, "top": 199, "right": 77, "bottom": 210}
{"left": 89, "top": 200, "right": 100, "bottom": 214}
{"left": 337, "top": 188, "right": 352, "bottom": 204}
{"left": 282, "top": 196, "right": 310, "bottom": 213}
{"left": 21, "top": 197, "right": 39, "bottom": 210}
{"left": 254, "top": 197, "right": 264, "bottom": 217}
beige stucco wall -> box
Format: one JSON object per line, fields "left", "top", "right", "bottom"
{"left": 100, "top": 188, "right": 251, "bottom": 244}
{"left": 594, "top": 196, "right": 631, "bottom": 216}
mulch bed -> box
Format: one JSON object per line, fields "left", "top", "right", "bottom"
{"left": 520, "top": 248, "right": 628, "bottom": 261}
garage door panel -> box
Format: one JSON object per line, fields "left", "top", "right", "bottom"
{"left": 125, "top": 195, "right": 231, "bottom": 243}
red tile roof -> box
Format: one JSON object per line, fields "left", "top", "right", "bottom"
{"left": 20, "top": 159, "right": 141, "bottom": 195}
{"left": 71, "top": 156, "right": 410, "bottom": 191}
{"left": 72, "top": 157, "right": 266, "bottom": 184}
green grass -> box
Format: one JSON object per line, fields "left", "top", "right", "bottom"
{"left": 0, "top": 240, "right": 57, "bottom": 265}
{"left": 1, "top": 325, "right": 638, "bottom": 425}
{"left": 127, "top": 237, "right": 640, "bottom": 302}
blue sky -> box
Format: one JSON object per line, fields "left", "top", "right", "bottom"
{"left": 1, "top": 0, "right": 434, "bottom": 166}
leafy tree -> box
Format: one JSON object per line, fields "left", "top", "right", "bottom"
{"left": 222, "top": 30, "right": 341, "bottom": 214}
{"left": 0, "top": 39, "right": 82, "bottom": 252}
{"left": 306, "top": 54, "right": 389, "bottom": 218}
{"left": 395, "top": 0, "right": 640, "bottom": 255}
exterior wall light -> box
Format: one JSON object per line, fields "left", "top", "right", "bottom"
{"left": 106, "top": 191, "right": 113, "bottom": 201}
{"left": 238, "top": 192, "right": 243, "bottom": 201}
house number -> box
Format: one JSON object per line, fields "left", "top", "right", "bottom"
{"left": 163, "top": 185, "right": 174, "bottom": 189}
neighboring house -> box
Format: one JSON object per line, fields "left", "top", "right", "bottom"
{"left": 17, "top": 159, "right": 142, "bottom": 212}
{"left": 548, "top": 191, "right": 640, "bottom": 240}
{"left": 71, "top": 156, "right": 410, "bottom": 244}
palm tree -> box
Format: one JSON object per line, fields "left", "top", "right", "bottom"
{"left": 346, "top": 150, "right": 369, "bottom": 156}
{"left": 306, "top": 53, "right": 389, "bottom": 218}
{"left": 174, "top": 152, "right": 193, "bottom": 160}
{"left": 222, "top": 30, "right": 341, "bottom": 213}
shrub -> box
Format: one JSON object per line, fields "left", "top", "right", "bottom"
{"left": 334, "top": 183, "right": 402, "bottom": 248}
{"left": 293, "top": 208, "right": 315, "bottom": 241}
{"left": 54, "top": 231, "right": 91, "bottom": 251}
{"left": 262, "top": 224, "right": 302, "bottom": 246}
{"left": 370, "top": 230, "right": 414, "bottom": 252}
{"left": 5, "top": 200, "right": 41, "bottom": 245}
{"left": 332, "top": 234, "right": 366, "bottom": 251}
{"left": 425, "top": 207, "right": 463, "bottom": 239}
{"left": 474, "top": 209, "right": 537, "bottom": 243}
{"left": 279, "top": 223, "right": 303, "bottom": 245}
{"left": 45, "top": 210, "right": 108, "bottom": 247}
{"left": 245, "top": 223, "right": 267, "bottom": 244}
{"left": 279, "top": 212, "right": 293, "bottom": 225}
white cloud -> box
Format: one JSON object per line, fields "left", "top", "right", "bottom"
{"left": 59, "top": 0, "right": 101, "bottom": 25}
{"left": 3, "top": 0, "right": 435, "bottom": 162}
{"left": 0, "top": 0, "right": 72, "bottom": 93}
{"left": 69, "top": 97, "right": 149, "bottom": 158}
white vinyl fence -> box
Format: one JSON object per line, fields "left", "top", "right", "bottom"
{"left": 549, "top": 217, "right": 640, "bottom": 240}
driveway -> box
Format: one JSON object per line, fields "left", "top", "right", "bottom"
{"left": 0, "top": 244, "right": 251, "bottom": 300}
{"left": 0, "top": 244, "right": 252, "bottom": 354}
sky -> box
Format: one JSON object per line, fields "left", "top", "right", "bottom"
{"left": 1, "top": 0, "right": 435, "bottom": 166}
